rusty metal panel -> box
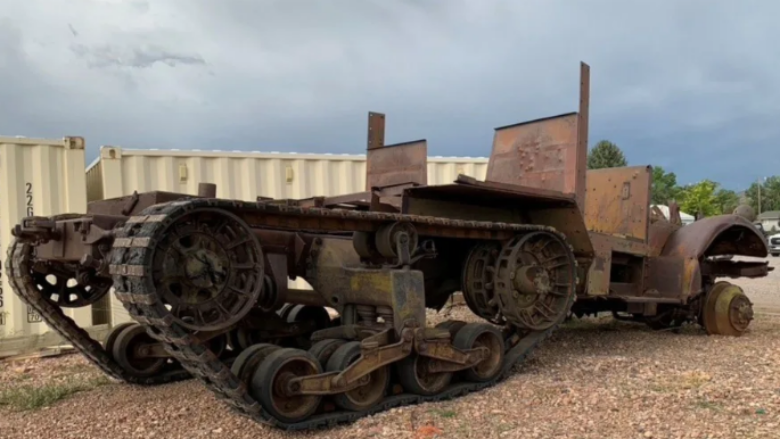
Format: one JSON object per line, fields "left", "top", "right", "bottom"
{"left": 576, "top": 62, "right": 590, "bottom": 210}
{"left": 366, "top": 140, "right": 428, "bottom": 190}
{"left": 585, "top": 233, "right": 612, "bottom": 296}
{"left": 644, "top": 256, "right": 701, "bottom": 300}
{"left": 486, "top": 113, "right": 580, "bottom": 199}
{"left": 485, "top": 62, "right": 590, "bottom": 208}
{"left": 0, "top": 136, "right": 91, "bottom": 339}
{"left": 583, "top": 166, "right": 652, "bottom": 242}
{"left": 367, "top": 112, "right": 385, "bottom": 150}
{"left": 661, "top": 214, "right": 769, "bottom": 259}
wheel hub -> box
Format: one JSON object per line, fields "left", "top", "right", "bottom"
{"left": 183, "top": 246, "right": 228, "bottom": 290}
{"left": 729, "top": 295, "right": 753, "bottom": 331}
{"left": 151, "top": 209, "right": 265, "bottom": 332}
{"left": 701, "top": 281, "right": 753, "bottom": 336}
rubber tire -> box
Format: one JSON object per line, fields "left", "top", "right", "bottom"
{"left": 230, "top": 343, "right": 280, "bottom": 386}
{"left": 396, "top": 354, "right": 452, "bottom": 396}
{"left": 251, "top": 348, "right": 323, "bottom": 424}
{"left": 452, "top": 323, "right": 505, "bottom": 383}
{"left": 308, "top": 339, "right": 347, "bottom": 367}
{"left": 326, "top": 341, "right": 390, "bottom": 411}
{"left": 435, "top": 320, "right": 467, "bottom": 338}
{"left": 104, "top": 322, "right": 136, "bottom": 360}
{"left": 111, "top": 324, "right": 166, "bottom": 378}
{"left": 276, "top": 303, "right": 295, "bottom": 320}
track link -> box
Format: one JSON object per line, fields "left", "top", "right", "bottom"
{"left": 110, "top": 198, "right": 573, "bottom": 430}
{"left": 5, "top": 237, "right": 189, "bottom": 386}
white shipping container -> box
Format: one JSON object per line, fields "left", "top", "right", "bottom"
{"left": 0, "top": 136, "right": 92, "bottom": 341}
{"left": 86, "top": 146, "right": 489, "bottom": 325}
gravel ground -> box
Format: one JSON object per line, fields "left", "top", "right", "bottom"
{"left": 0, "top": 266, "right": 778, "bottom": 439}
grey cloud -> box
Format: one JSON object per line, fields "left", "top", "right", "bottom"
{"left": 70, "top": 43, "right": 206, "bottom": 69}
{"left": 1, "top": 0, "right": 779, "bottom": 191}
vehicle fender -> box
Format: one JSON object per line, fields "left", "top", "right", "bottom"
{"left": 661, "top": 214, "right": 769, "bottom": 260}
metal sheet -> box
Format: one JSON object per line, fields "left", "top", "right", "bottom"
{"left": 662, "top": 214, "right": 769, "bottom": 259}
{"left": 583, "top": 166, "right": 652, "bottom": 242}
{"left": 402, "top": 183, "right": 594, "bottom": 256}
{"left": 485, "top": 62, "right": 590, "bottom": 208}
{"left": 366, "top": 112, "right": 385, "bottom": 150}
{"left": 366, "top": 140, "right": 428, "bottom": 190}
{"left": 486, "top": 113, "right": 580, "bottom": 198}
{"left": 0, "top": 136, "right": 91, "bottom": 339}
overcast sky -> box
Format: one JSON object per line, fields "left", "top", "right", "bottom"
{"left": 2, "top": 0, "right": 778, "bottom": 190}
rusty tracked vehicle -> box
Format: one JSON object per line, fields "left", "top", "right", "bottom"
{"left": 5, "top": 62, "right": 772, "bottom": 430}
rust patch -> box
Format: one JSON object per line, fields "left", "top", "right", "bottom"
{"left": 366, "top": 140, "right": 428, "bottom": 190}
{"left": 486, "top": 113, "right": 580, "bottom": 199}
{"left": 367, "top": 111, "right": 385, "bottom": 150}
{"left": 486, "top": 62, "right": 589, "bottom": 208}
{"left": 584, "top": 166, "right": 652, "bottom": 242}
{"left": 662, "top": 215, "right": 769, "bottom": 259}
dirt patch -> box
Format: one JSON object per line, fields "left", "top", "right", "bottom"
{"left": 0, "top": 309, "right": 778, "bottom": 439}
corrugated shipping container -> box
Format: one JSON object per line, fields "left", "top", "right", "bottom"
{"left": 0, "top": 136, "right": 92, "bottom": 341}
{"left": 87, "top": 146, "right": 489, "bottom": 325}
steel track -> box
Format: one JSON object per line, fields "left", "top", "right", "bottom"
{"left": 5, "top": 238, "right": 190, "bottom": 386}
{"left": 109, "top": 198, "right": 575, "bottom": 431}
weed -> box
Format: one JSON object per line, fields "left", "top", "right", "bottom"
{"left": 695, "top": 399, "right": 723, "bottom": 411}
{"left": 0, "top": 376, "right": 111, "bottom": 411}
{"left": 429, "top": 408, "right": 457, "bottom": 418}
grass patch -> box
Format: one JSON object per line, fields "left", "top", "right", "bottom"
{"left": 695, "top": 399, "right": 723, "bottom": 411}
{"left": 650, "top": 371, "right": 712, "bottom": 392}
{"left": 429, "top": 408, "right": 457, "bottom": 418}
{"left": 0, "top": 376, "right": 111, "bottom": 411}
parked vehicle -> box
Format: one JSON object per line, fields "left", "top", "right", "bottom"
{"left": 6, "top": 62, "right": 772, "bottom": 430}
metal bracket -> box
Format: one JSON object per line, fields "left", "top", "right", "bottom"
{"left": 121, "top": 191, "right": 140, "bottom": 216}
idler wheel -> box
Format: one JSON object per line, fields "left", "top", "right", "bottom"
{"left": 493, "top": 231, "right": 576, "bottom": 331}
{"left": 396, "top": 354, "right": 452, "bottom": 396}
{"left": 326, "top": 341, "right": 389, "bottom": 411}
{"left": 30, "top": 265, "right": 112, "bottom": 308}
{"left": 461, "top": 242, "right": 502, "bottom": 323}
{"left": 251, "top": 348, "right": 323, "bottom": 424}
{"left": 111, "top": 324, "right": 166, "bottom": 378}
{"left": 452, "top": 323, "right": 504, "bottom": 383}
{"left": 150, "top": 208, "right": 265, "bottom": 332}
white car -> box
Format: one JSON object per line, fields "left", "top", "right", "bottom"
{"left": 770, "top": 233, "right": 780, "bottom": 257}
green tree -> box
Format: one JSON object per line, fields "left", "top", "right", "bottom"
{"left": 745, "top": 176, "right": 780, "bottom": 213}
{"left": 587, "top": 140, "right": 627, "bottom": 170}
{"left": 680, "top": 180, "right": 719, "bottom": 218}
{"left": 650, "top": 166, "right": 682, "bottom": 205}
{"left": 713, "top": 189, "right": 740, "bottom": 215}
